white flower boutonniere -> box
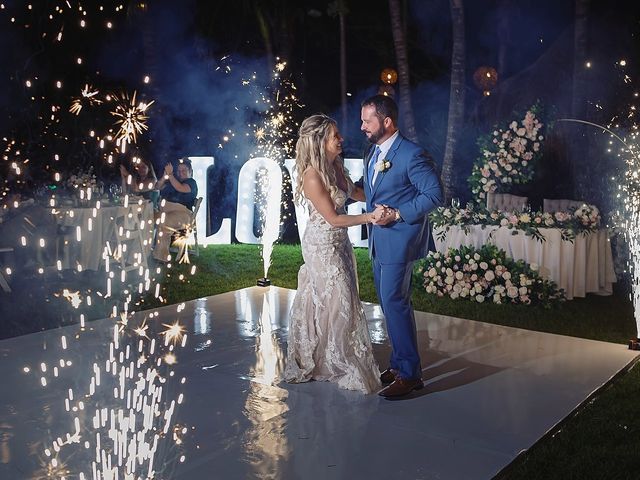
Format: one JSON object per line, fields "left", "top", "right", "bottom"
{"left": 375, "top": 159, "right": 392, "bottom": 173}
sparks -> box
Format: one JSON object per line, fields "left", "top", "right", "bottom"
{"left": 61, "top": 289, "right": 82, "bottom": 309}
{"left": 110, "top": 91, "right": 154, "bottom": 146}
{"left": 133, "top": 318, "right": 149, "bottom": 338}
{"left": 69, "top": 84, "right": 102, "bottom": 115}
{"left": 161, "top": 321, "right": 185, "bottom": 345}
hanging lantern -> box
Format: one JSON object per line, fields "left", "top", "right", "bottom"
{"left": 380, "top": 68, "right": 398, "bottom": 85}
{"left": 378, "top": 84, "right": 395, "bottom": 98}
{"left": 473, "top": 66, "right": 498, "bottom": 96}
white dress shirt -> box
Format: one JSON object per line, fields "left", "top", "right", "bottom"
{"left": 370, "top": 130, "right": 399, "bottom": 185}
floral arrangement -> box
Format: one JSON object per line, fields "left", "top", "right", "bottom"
{"left": 66, "top": 168, "right": 97, "bottom": 191}
{"left": 415, "top": 244, "right": 565, "bottom": 307}
{"left": 468, "top": 105, "right": 545, "bottom": 202}
{"left": 429, "top": 203, "right": 601, "bottom": 242}
{"left": 573, "top": 203, "right": 601, "bottom": 230}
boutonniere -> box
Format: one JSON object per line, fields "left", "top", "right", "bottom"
{"left": 375, "top": 159, "right": 392, "bottom": 173}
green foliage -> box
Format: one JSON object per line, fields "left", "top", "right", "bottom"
{"left": 415, "top": 244, "right": 564, "bottom": 307}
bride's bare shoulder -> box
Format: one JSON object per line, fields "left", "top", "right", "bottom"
{"left": 302, "top": 167, "right": 322, "bottom": 188}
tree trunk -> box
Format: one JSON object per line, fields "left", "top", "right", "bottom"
{"left": 329, "top": 1, "right": 349, "bottom": 129}
{"left": 571, "top": 0, "right": 590, "bottom": 199}
{"left": 339, "top": 11, "right": 348, "bottom": 130}
{"left": 497, "top": 0, "right": 510, "bottom": 79}
{"left": 572, "top": 0, "right": 589, "bottom": 118}
{"left": 442, "top": 0, "right": 466, "bottom": 205}
{"left": 388, "top": 0, "right": 417, "bottom": 142}
{"left": 255, "top": 6, "right": 274, "bottom": 71}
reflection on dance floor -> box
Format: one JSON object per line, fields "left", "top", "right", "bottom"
{"left": 0, "top": 286, "right": 637, "bottom": 479}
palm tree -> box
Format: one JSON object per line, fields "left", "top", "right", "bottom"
{"left": 571, "top": 0, "right": 590, "bottom": 198}
{"left": 328, "top": 1, "right": 349, "bottom": 130}
{"left": 388, "top": 0, "right": 417, "bottom": 142}
{"left": 442, "top": 0, "right": 466, "bottom": 204}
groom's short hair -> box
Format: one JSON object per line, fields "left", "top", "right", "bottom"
{"left": 362, "top": 94, "right": 398, "bottom": 126}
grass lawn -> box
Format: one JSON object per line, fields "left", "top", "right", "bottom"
{"left": 149, "top": 243, "right": 639, "bottom": 479}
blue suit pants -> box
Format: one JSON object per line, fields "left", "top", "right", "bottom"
{"left": 372, "top": 258, "right": 421, "bottom": 380}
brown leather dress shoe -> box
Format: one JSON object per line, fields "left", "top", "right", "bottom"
{"left": 378, "top": 377, "right": 424, "bottom": 398}
{"left": 380, "top": 368, "right": 397, "bottom": 385}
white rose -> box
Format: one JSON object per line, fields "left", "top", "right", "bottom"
{"left": 484, "top": 270, "right": 495, "bottom": 281}
{"left": 476, "top": 294, "right": 485, "bottom": 303}
{"left": 507, "top": 286, "right": 519, "bottom": 298}
{"left": 428, "top": 268, "right": 437, "bottom": 277}
{"left": 479, "top": 261, "right": 488, "bottom": 270}
{"left": 471, "top": 274, "right": 478, "bottom": 282}
{"left": 455, "top": 271, "right": 464, "bottom": 280}
{"left": 461, "top": 288, "right": 469, "bottom": 297}
{"left": 473, "top": 253, "right": 481, "bottom": 261}
{"left": 493, "top": 293, "right": 502, "bottom": 304}
{"left": 455, "top": 255, "right": 461, "bottom": 261}
{"left": 450, "top": 291, "right": 459, "bottom": 300}
{"left": 445, "top": 276, "right": 454, "bottom": 285}
{"left": 519, "top": 286, "right": 528, "bottom": 295}
{"left": 530, "top": 263, "right": 539, "bottom": 271}
{"left": 503, "top": 271, "right": 511, "bottom": 280}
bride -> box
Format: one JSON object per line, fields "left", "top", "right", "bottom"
{"left": 283, "top": 114, "right": 384, "bottom": 394}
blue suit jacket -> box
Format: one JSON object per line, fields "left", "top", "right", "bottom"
{"left": 365, "top": 134, "right": 443, "bottom": 264}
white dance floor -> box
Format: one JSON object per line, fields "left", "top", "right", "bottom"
{"left": 0, "top": 286, "right": 637, "bottom": 479}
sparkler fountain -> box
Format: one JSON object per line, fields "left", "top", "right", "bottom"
{"left": 247, "top": 59, "right": 300, "bottom": 287}
{"left": 556, "top": 115, "right": 640, "bottom": 348}
{"left": 0, "top": 4, "right": 202, "bottom": 476}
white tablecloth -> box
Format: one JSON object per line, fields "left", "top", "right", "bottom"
{"left": 56, "top": 200, "right": 154, "bottom": 271}
{"left": 433, "top": 225, "right": 616, "bottom": 300}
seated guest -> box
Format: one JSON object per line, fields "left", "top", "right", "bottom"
{"left": 119, "top": 157, "right": 159, "bottom": 207}
{"left": 152, "top": 158, "right": 198, "bottom": 262}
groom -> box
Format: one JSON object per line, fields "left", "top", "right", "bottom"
{"left": 361, "top": 94, "right": 443, "bottom": 398}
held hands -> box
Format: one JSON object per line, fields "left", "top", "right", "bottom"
{"left": 370, "top": 203, "right": 396, "bottom": 225}
{"left": 370, "top": 204, "right": 398, "bottom": 225}
{"left": 163, "top": 163, "right": 174, "bottom": 177}
{"left": 369, "top": 204, "right": 386, "bottom": 224}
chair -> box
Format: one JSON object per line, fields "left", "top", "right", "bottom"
{"left": 113, "top": 205, "right": 147, "bottom": 272}
{"left": 543, "top": 198, "right": 586, "bottom": 212}
{"left": 170, "top": 197, "right": 203, "bottom": 260}
{"left": 486, "top": 192, "right": 528, "bottom": 212}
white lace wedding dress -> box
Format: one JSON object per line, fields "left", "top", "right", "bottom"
{"left": 283, "top": 188, "right": 381, "bottom": 394}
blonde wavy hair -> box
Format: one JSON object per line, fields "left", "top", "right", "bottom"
{"left": 294, "top": 114, "right": 352, "bottom": 207}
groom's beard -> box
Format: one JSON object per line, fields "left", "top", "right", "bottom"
{"left": 366, "top": 124, "right": 385, "bottom": 144}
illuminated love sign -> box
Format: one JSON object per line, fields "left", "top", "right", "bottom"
{"left": 189, "top": 156, "right": 368, "bottom": 247}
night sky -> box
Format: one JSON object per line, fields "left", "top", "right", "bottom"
{"left": 0, "top": 0, "right": 638, "bottom": 207}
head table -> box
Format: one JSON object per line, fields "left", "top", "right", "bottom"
{"left": 433, "top": 225, "right": 616, "bottom": 300}
{"left": 55, "top": 199, "right": 155, "bottom": 271}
